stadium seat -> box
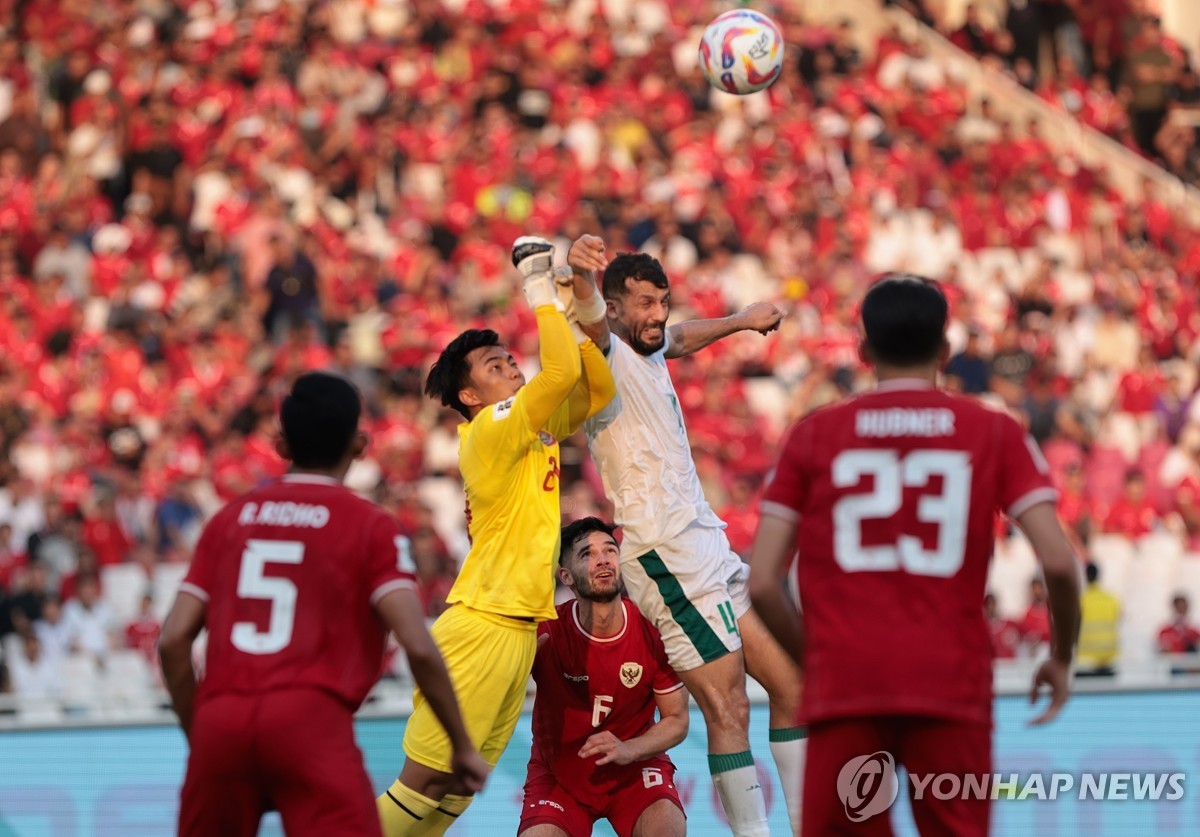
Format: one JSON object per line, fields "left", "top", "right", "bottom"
{"left": 152, "top": 564, "right": 190, "bottom": 622}
{"left": 103, "top": 650, "right": 157, "bottom": 708}
{"left": 61, "top": 654, "right": 101, "bottom": 710}
{"left": 101, "top": 564, "right": 152, "bottom": 626}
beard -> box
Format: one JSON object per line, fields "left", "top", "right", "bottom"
{"left": 627, "top": 326, "right": 666, "bottom": 356}
{"left": 575, "top": 575, "right": 622, "bottom": 602}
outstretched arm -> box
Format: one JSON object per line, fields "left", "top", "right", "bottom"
{"left": 566, "top": 235, "right": 612, "bottom": 354}
{"left": 518, "top": 304, "right": 583, "bottom": 432}
{"left": 664, "top": 302, "right": 784, "bottom": 359}
{"left": 562, "top": 340, "right": 617, "bottom": 435}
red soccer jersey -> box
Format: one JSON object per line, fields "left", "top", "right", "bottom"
{"left": 762, "top": 380, "right": 1057, "bottom": 726}
{"left": 180, "top": 474, "right": 416, "bottom": 710}
{"left": 529, "top": 599, "right": 682, "bottom": 801}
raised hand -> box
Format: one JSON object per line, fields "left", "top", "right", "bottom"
{"left": 738, "top": 302, "right": 784, "bottom": 334}
{"left": 568, "top": 234, "right": 608, "bottom": 275}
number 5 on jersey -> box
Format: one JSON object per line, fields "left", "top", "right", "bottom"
{"left": 833, "top": 449, "right": 972, "bottom": 577}
{"left": 232, "top": 540, "right": 305, "bottom": 655}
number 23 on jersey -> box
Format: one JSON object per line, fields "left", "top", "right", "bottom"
{"left": 832, "top": 449, "right": 972, "bottom": 578}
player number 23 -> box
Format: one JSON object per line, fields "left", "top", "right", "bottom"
{"left": 832, "top": 449, "right": 972, "bottom": 577}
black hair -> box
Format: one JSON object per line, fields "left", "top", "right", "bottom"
{"left": 424, "top": 329, "right": 501, "bottom": 420}
{"left": 601, "top": 252, "right": 669, "bottom": 300}
{"left": 860, "top": 274, "right": 948, "bottom": 367}
{"left": 560, "top": 517, "right": 617, "bottom": 566}
{"left": 279, "top": 372, "right": 362, "bottom": 469}
{"left": 1086, "top": 562, "right": 1099, "bottom": 584}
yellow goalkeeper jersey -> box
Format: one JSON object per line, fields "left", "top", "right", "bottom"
{"left": 447, "top": 310, "right": 615, "bottom": 621}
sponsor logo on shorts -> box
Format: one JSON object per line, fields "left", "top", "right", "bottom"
{"left": 536, "top": 800, "right": 565, "bottom": 812}
{"left": 620, "top": 662, "right": 643, "bottom": 688}
{"left": 539, "top": 430, "right": 556, "bottom": 447}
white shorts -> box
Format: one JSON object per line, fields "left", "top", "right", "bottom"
{"left": 620, "top": 522, "right": 750, "bottom": 673}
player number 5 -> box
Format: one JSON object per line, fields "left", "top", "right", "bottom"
{"left": 832, "top": 449, "right": 971, "bottom": 577}
{"left": 232, "top": 540, "right": 304, "bottom": 655}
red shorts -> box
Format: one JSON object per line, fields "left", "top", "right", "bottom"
{"left": 804, "top": 715, "right": 992, "bottom": 837}
{"left": 178, "top": 689, "right": 380, "bottom": 837}
{"left": 518, "top": 757, "right": 684, "bottom": 837}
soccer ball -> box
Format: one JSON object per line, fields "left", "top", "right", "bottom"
{"left": 698, "top": 8, "right": 785, "bottom": 95}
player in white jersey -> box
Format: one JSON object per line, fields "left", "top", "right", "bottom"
{"left": 559, "top": 237, "right": 804, "bottom": 837}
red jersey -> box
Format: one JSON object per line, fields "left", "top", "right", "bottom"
{"left": 181, "top": 473, "right": 416, "bottom": 711}
{"left": 1157, "top": 621, "right": 1200, "bottom": 654}
{"left": 762, "top": 380, "right": 1057, "bottom": 726}
{"left": 529, "top": 599, "right": 682, "bottom": 800}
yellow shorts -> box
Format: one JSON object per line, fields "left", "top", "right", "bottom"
{"left": 402, "top": 604, "right": 538, "bottom": 773}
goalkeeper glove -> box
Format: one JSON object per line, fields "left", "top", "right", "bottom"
{"left": 512, "top": 236, "right": 560, "bottom": 311}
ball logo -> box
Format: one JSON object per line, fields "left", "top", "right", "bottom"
{"left": 837, "top": 751, "right": 899, "bottom": 822}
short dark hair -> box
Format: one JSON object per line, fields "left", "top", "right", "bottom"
{"left": 601, "top": 252, "right": 668, "bottom": 300}
{"left": 1086, "top": 562, "right": 1099, "bottom": 583}
{"left": 424, "top": 329, "right": 501, "bottom": 419}
{"left": 280, "top": 372, "right": 362, "bottom": 468}
{"left": 560, "top": 517, "right": 617, "bottom": 566}
{"left": 860, "top": 274, "right": 948, "bottom": 367}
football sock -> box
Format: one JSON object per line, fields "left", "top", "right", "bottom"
{"left": 409, "top": 793, "right": 473, "bottom": 836}
{"left": 377, "top": 780, "right": 439, "bottom": 837}
{"left": 709, "top": 751, "right": 770, "bottom": 837}
{"left": 769, "top": 726, "right": 808, "bottom": 835}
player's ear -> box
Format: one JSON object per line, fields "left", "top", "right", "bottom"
{"left": 557, "top": 565, "right": 573, "bottom": 588}
{"left": 937, "top": 337, "right": 951, "bottom": 365}
{"left": 857, "top": 339, "right": 873, "bottom": 368}
{"left": 352, "top": 431, "right": 369, "bottom": 459}
{"left": 606, "top": 297, "right": 619, "bottom": 319}
{"left": 458, "top": 387, "right": 482, "bottom": 410}
{"left": 274, "top": 434, "right": 293, "bottom": 462}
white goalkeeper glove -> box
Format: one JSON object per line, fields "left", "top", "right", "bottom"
{"left": 512, "top": 236, "right": 561, "bottom": 311}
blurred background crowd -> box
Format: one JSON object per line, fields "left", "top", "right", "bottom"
{"left": 0, "top": 0, "right": 1199, "bottom": 706}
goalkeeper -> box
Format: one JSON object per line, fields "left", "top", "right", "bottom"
{"left": 377, "top": 236, "right": 615, "bottom": 836}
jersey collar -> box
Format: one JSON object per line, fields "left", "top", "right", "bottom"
{"left": 874, "top": 378, "right": 936, "bottom": 392}
{"left": 572, "top": 598, "right": 629, "bottom": 643}
{"left": 281, "top": 473, "right": 342, "bottom": 485}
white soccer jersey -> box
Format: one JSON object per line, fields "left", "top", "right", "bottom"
{"left": 583, "top": 332, "right": 724, "bottom": 556}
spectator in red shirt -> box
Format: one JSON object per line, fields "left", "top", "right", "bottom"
{"left": 82, "top": 492, "right": 133, "bottom": 567}
{"left": 1099, "top": 468, "right": 1157, "bottom": 539}
{"left": 985, "top": 592, "right": 1022, "bottom": 659}
{"left": 1019, "top": 578, "right": 1052, "bottom": 653}
{"left": 1157, "top": 594, "right": 1200, "bottom": 654}
{"left": 124, "top": 592, "right": 160, "bottom": 666}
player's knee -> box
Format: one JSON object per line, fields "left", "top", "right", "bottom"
{"left": 698, "top": 684, "right": 750, "bottom": 733}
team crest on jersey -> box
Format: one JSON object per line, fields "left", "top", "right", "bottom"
{"left": 620, "top": 662, "right": 643, "bottom": 688}
{"left": 539, "top": 431, "right": 556, "bottom": 447}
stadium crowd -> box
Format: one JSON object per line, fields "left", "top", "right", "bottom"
{"left": 0, "top": 0, "right": 1199, "bottom": 702}
{"left": 919, "top": 0, "right": 1200, "bottom": 182}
